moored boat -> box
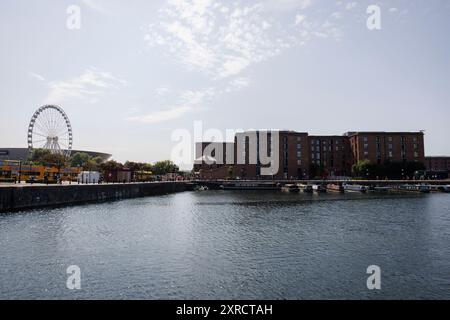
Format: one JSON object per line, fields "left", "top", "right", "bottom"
{"left": 281, "top": 184, "right": 300, "bottom": 192}
{"left": 312, "top": 184, "right": 327, "bottom": 193}
{"left": 372, "top": 186, "right": 391, "bottom": 193}
{"left": 344, "top": 184, "right": 367, "bottom": 193}
{"left": 392, "top": 184, "right": 431, "bottom": 193}
{"left": 299, "top": 184, "right": 313, "bottom": 193}
{"left": 327, "top": 183, "right": 344, "bottom": 193}
{"left": 220, "top": 182, "right": 281, "bottom": 190}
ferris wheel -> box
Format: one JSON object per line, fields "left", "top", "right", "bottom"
{"left": 27, "top": 105, "right": 73, "bottom": 157}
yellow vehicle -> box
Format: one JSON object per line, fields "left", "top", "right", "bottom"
{"left": 0, "top": 160, "right": 81, "bottom": 183}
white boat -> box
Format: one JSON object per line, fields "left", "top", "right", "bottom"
{"left": 344, "top": 184, "right": 367, "bottom": 193}
{"left": 372, "top": 186, "right": 391, "bottom": 193}
{"left": 312, "top": 184, "right": 327, "bottom": 193}
{"left": 393, "top": 184, "right": 431, "bottom": 193}
{"left": 281, "top": 184, "right": 300, "bottom": 192}
{"left": 299, "top": 184, "right": 313, "bottom": 193}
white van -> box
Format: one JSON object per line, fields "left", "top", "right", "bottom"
{"left": 77, "top": 171, "right": 100, "bottom": 184}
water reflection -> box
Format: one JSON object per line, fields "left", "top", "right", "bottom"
{"left": 0, "top": 191, "right": 449, "bottom": 299}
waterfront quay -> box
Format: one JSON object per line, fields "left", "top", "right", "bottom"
{"left": 0, "top": 181, "right": 194, "bottom": 213}
{"left": 1, "top": 179, "right": 448, "bottom": 213}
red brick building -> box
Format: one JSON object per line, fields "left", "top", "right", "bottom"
{"left": 346, "top": 132, "right": 425, "bottom": 164}
{"left": 424, "top": 156, "right": 450, "bottom": 172}
{"left": 309, "top": 135, "right": 352, "bottom": 177}
{"left": 194, "top": 130, "right": 426, "bottom": 180}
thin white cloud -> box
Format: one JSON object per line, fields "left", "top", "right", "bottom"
{"left": 29, "top": 72, "right": 45, "bottom": 82}
{"left": 81, "top": 0, "right": 110, "bottom": 14}
{"left": 127, "top": 78, "right": 251, "bottom": 124}
{"left": 345, "top": 2, "right": 357, "bottom": 11}
{"left": 156, "top": 86, "right": 171, "bottom": 96}
{"left": 145, "top": 0, "right": 342, "bottom": 79}
{"left": 126, "top": 106, "right": 192, "bottom": 124}
{"left": 295, "top": 14, "right": 306, "bottom": 25}
{"left": 330, "top": 12, "right": 342, "bottom": 19}
{"left": 144, "top": 1, "right": 291, "bottom": 79}
{"left": 263, "top": 0, "right": 313, "bottom": 11}
{"left": 44, "top": 67, "right": 127, "bottom": 105}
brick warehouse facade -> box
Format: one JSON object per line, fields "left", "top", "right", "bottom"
{"left": 193, "top": 131, "right": 426, "bottom": 180}
{"left": 425, "top": 156, "right": 450, "bottom": 173}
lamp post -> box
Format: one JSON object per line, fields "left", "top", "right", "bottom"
{"left": 18, "top": 158, "right": 22, "bottom": 184}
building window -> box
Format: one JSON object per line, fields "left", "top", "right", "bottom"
{"left": 388, "top": 136, "right": 393, "bottom": 142}
{"left": 389, "top": 151, "right": 393, "bottom": 158}
{"left": 389, "top": 144, "right": 393, "bottom": 150}
{"left": 364, "top": 143, "right": 369, "bottom": 149}
{"left": 297, "top": 143, "right": 301, "bottom": 149}
{"left": 311, "top": 153, "right": 315, "bottom": 159}
{"left": 316, "top": 153, "right": 320, "bottom": 159}
{"left": 297, "top": 160, "right": 302, "bottom": 166}
{"left": 297, "top": 151, "right": 301, "bottom": 158}
{"left": 363, "top": 136, "right": 368, "bottom": 142}
{"left": 414, "top": 152, "right": 419, "bottom": 158}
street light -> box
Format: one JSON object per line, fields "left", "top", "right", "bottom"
{"left": 18, "top": 158, "right": 22, "bottom": 184}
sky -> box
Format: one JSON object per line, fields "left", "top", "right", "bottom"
{"left": 0, "top": 0, "right": 449, "bottom": 169}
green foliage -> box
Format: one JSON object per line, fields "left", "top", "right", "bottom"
{"left": 70, "top": 152, "right": 91, "bottom": 167}
{"left": 99, "top": 160, "right": 124, "bottom": 172}
{"left": 29, "top": 149, "right": 67, "bottom": 167}
{"left": 309, "top": 163, "right": 325, "bottom": 178}
{"left": 226, "top": 166, "right": 235, "bottom": 179}
{"left": 151, "top": 160, "right": 179, "bottom": 175}
{"left": 69, "top": 153, "right": 106, "bottom": 171}
{"left": 28, "top": 149, "right": 51, "bottom": 164}
{"left": 352, "top": 160, "right": 426, "bottom": 179}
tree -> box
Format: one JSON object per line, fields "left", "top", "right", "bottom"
{"left": 151, "top": 160, "right": 179, "bottom": 175}
{"left": 309, "top": 163, "right": 325, "bottom": 178}
{"left": 226, "top": 166, "right": 235, "bottom": 179}
{"left": 352, "top": 160, "right": 426, "bottom": 179}
{"left": 99, "top": 160, "right": 123, "bottom": 173}
{"left": 28, "top": 149, "right": 51, "bottom": 165}
{"left": 352, "top": 160, "right": 376, "bottom": 178}
{"left": 70, "top": 152, "right": 91, "bottom": 168}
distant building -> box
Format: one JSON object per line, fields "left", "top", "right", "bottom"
{"left": 424, "top": 156, "right": 450, "bottom": 173}
{"left": 194, "top": 130, "right": 427, "bottom": 180}
{"left": 346, "top": 131, "right": 425, "bottom": 164}
{"left": 0, "top": 147, "right": 112, "bottom": 162}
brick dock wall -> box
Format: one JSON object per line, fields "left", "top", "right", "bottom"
{"left": 0, "top": 182, "right": 194, "bottom": 213}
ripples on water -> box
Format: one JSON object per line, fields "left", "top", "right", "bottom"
{"left": 0, "top": 191, "right": 449, "bottom": 299}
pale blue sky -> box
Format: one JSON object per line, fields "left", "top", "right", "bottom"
{"left": 1, "top": 0, "right": 449, "bottom": 169}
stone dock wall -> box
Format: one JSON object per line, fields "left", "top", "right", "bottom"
{"left": 0, "top": 182, "right": 194, "bottom": 212}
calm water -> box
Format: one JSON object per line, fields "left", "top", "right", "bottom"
{"left": 1, "top": 191, "right": 449, "bottom": 299}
